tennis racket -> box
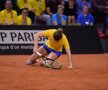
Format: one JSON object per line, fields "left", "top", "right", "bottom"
{"left": 36, "top": 52, "right": 62, "bottom": 70}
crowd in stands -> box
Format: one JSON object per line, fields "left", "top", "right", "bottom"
{"left": 0, "top": 0, "right": 108, "bottom": 36}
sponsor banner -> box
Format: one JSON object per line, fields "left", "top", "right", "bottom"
{"left": 0, "top": 26, "right": 104, "bottom": 54}
{"left": 0, "top": 44, "right": 35, "bottom": 54}
{"left": 0, "top": 30, "right": 47, "bottom": 44}
{"left": 0, "top": 44, "right": 34, "bottom": 51}
{"left": 0, "top": 30, "right": 47, "bottom": 54}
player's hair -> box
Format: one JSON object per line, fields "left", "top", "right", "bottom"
{"left": 53, "top": 28, "right": 63, "bottom": 41}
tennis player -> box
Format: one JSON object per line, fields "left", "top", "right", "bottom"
{"left": 26, "top": 28, "right": 73, "bottom": 69}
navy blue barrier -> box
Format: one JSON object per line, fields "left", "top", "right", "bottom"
{"left": 0, "top": 25, "right": 103, "bottom": 54}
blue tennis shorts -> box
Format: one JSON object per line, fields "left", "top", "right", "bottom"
{"left": 43, "top": 44, "right": 62, "bottom": 57}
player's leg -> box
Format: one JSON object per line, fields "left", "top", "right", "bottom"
{"left": 41, "top": 51, "right": 62, "bottom": 67}
{"left": 41, "top": 52, "right": 58, "bottom": 66}
{"left": 47, "top": 52, "right": 58, "bottom": 65}
{"left": 26, "top": 46, "right": 48, "bottom": 65}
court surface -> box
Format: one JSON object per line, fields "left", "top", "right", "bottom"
{"left": 0, "top": 54, "right": 108, "bottom": 90}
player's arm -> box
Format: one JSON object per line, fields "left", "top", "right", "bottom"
{"left": 63, "top": 35, "right": 73, "bottom": 69}
{"left": 33, "top": 30, "right": 49, "bottom": 52}
{"left": 65, "top": 48, "right": 73, "bottom": 69}
{"left": 33, "top": 32, "right": 44, "bottom": 52}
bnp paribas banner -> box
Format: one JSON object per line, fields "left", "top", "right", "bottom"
{"left": 0, "top": 30, "right": 48, "bottom": 54}
{"left": 0, "top": 26, "right": 104, "bottom": 54}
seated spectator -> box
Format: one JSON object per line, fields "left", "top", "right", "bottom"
{"left": 17, "top": 8, "right": 31, "bottom": 25}
{"left": 77, "top": 0, "right": 91, "bottom": 15}
{"left": 17, "top": 0, "right": 28, "bottom": 9}
{"left": 17, "top": 0, "right": 35, "bottom": 24}
{"left": 45, "top": 0, "right": 60, "bottom": 16}
{"left": 52, "top": 5, "right": 67, "bottom": 26}
{"left": 1, "top": 0, "right": 18, "bottom": 25}
{"left": 0, "top": 0, "right": 19, "bottom": 14}
{"left": 77, "top": 5, "right": 94, "bottom": 26}
{"left": 28, "top": 0, "right": 51, "bottom": 25}
{"left": 64, "top": 0, "right": 77, "bottom": 25}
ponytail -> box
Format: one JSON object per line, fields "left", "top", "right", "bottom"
{"left": 57, "top": 28, "right": 63, "bottom": 34}
{"left": 53, "top": 28, "right": 63, "bottom": 41}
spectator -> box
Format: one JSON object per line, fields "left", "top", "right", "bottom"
{"left": 0, "top": 0, "right": 19, "bottom": 14}
{"left": 77, "top": 0, "right": 91, "bottom": 15}
{"left": 1, "top": 0, "right": 18, "bottom": 25}
{"left": 45, "top": 0, "right": 60, "bottom": 16}
{"left": 17, "top": 0, "right": 28, "bottom": 9}
{"left": 77, "top": 5, "right": 94, "bottom": 26}
{"left": 17, "top": 0, "right": 35, "bottom": 24}
{"left": 28, "top": 0, "right": 51, "bottom": 25}
{"left": 52, "top": 5, "right": 67, "bottom": 26}
{"left": 17, "top": 8, "right": 32, "bottom": 25}
{"left": 64, "top": 0, "right": 77, "bottom": 25}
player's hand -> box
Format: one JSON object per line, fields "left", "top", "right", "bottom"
{"left": 67, "top": 65, "right": 73, "bottom": 70}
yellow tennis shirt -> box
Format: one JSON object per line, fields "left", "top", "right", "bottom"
{"left": 43, "top": 29, "right": 70, "bottom": 52}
